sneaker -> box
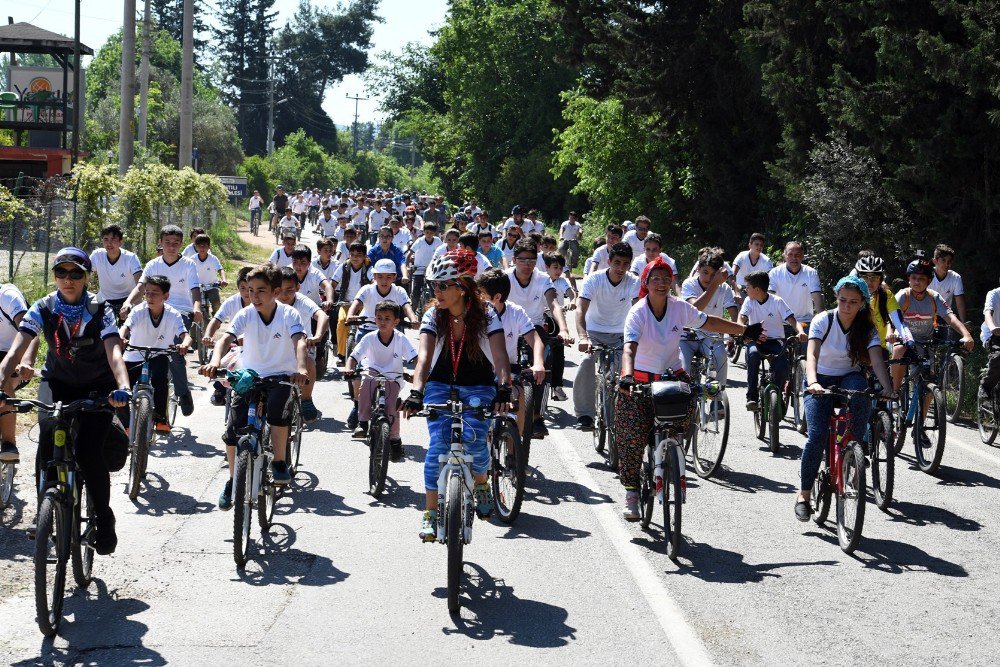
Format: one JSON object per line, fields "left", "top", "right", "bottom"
{"left": 577, "top": 415, "right": 594, "bottom": 431}
{"left": 532, "top": 418, "right": 548, "bottom": 439}
{"left": 337, "top": 355, "right": 346, "bottom": 367}
{"left": 346, "top": 405, "right": 359, "bottom": 430}
{"left": 474, "top": 483, "right": 494, "bottom": 519}
{"left": 917, "top": 431, "right": 932, "bottom": 449}
{"left": 551, "top": 387, "right": 567, "bottom": 401}
{"left": 390, "top": 438, "right": 405, "bottom": 462}
{"left": 301, "top": 399, "right": 320, "bottom": 423}
{"left": 178, "top": 392, "right": 195, "bottom": 417}
{"left": 420, "top": 510, "right": 437, "bottom": 542}
{"left": 353, "top": 422, "right": 369, "bottom": 439}
{"left": 271, "top": 460, "right": 291, "bottom": 485}
{"left": 745, "top": 400, "right": 758, "bottom": 412}
{"left": 794, "top": 500, "right": 812, "bottom": 522}
{"left": 218, "top": 479, "right": 234, "bottom": 511}
{"left": 0, "top": 441, "right": 20, "bottom": 463}
{"left": 623, "top": 490, "right": 640, "bottom": 522}
{"left": 154, "top": 420, "right": 171, "bottom": 433}
{"left": 93, "top": 507, "right": 118, "bottom": 555}
{"left": 210, "top": 389, "right": 226, "bottom": 407}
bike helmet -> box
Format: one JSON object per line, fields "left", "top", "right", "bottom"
{"left": 854, "top": 255, "right": 884, "bottom": 274}
{"left": 426, "top": 249, "right": 478, "bottom": 281}
{"left": 511, "top": 205, "right": 524, "bottom": 215}
{"left": 906, "top": 258, "right": 934, "bottom": 278}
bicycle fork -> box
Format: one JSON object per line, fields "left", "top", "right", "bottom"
{"left": 653, "top": 438, "right": 687, "bottom": 505}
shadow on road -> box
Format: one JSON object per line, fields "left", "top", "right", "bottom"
{"left": 153, "top": 429, "right": 221, "bottom": 460}
{"left": 707, "top": 468, "right": 797, "bottom": 495}
{"left": 930, "top": 464, "right": 1000, "bottom": 490}
{"left": 805, "top": 530, "right": 968, "bottom": 577}
{"left": 886, "top": 499, "right": 983, "bottom": 532}
{"left": 236, "top": 523, "right": 351, "bottom": 587}
{"left": 13, "top": 579, "right": 166, "bottom": 666}
{"left": 128, "top": 472, "right": 215, "bottom": 517}
{"left": 368, "top": 479, "right": 423, "bottom": 510}
{"left": 498, "top": 511, "right": 591, "bottom": 542}
{"left": 272, "top": 471, "right": 364, "bottom": 519}
{"left": 525, "top": 467, "right": 613, "bottom": 507}
{"left": 665, "top": 539, "right": 838, "bottom": 583}
{"left": 438, "top": 562, "right": 577, "bottom": 646}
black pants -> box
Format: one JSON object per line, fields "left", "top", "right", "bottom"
{"left": 37, "top": 379, "right": 115, "bottom": 514}
{"left": 535, "top": 324, "right": 565, "bottom": 388}
{"left": 123, "top": 357, "right": 170, "bottom": 420}
{"left": 223, "top": 383, "right": 293, "bottom": 447}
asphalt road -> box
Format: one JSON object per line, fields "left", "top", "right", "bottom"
{"left": 2, "top": 231, "right": 999, "bottom": 664}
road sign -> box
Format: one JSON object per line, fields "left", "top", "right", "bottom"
{"left": 218, "top": 175, "right": 248, "bottom": 198}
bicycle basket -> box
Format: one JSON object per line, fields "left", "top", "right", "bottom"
{"left": 651, "top": 380, "right": 693, "bottom": 423}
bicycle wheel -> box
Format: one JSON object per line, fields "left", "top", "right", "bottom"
{"left": 0, "top": 461, "right": 14, "bottom": 509}
{"left": 169, "top": 387, "right": 179, "bottom": 428}
{"left": 368, "top": 420, "right": 392, "bottom": 497}
{"left": 794, "top": 359, "right": 807, "bottom": 434}
{"left": 811, "top": 458, "right": 832, "bottom": 525}
{"left": 977, "top": 388, "right": 999, "bottom": 444}
{"left": 446, "top": 474, "right": 463, "bottom": 613}
{"left": 893, "top": 384, "right": 909, "bottom": 455}
{"left": 519, "top": 381, "right": 535, "bottom": 465}
{"left": 492, "top": 419, "right": 525, "bottom": 524}
{"left": 692, "top": 393, "right": 729, "bottom": 479}
{"left": 639, "top": 445, "right": 655, "bottom": 529}
{"left": 128, "top": 395, "right": 153, "bottom": 500}
{"left": 315, "top": 336, "right": 329, "bottom": 378}
{"left": 286, "top": 400, "right": 303, "bottom": 476}
{"left": 593, "top": 379, "right": 606, "bottom": 454}
{"left": 942, "top": 353, "right": 964, "bottom": 423}
{"left": 194, "top": 322, "right": 208, "bottom": 365}
{"left": 605, "top": 392, "right": 619, "bottom": 471}
{"left": 34, "top": 492, "right": 66, "bottom": 637}
{"left": 753, "top": 383, "right": 767, "bottom": 440}
{"left": 233, "top": 449, "right": 254, "bottom": 567}
{"left": 663, "top": 443, "right": 683, "bottom": 561}
{"left": 728, "top": 338, "right": 742, "bottom": 364}
{"left": 71, "top": 481, "right": 95, "bottom": 589}
{"left": 767, "top": 387, "right": 781, "bottom": 454}
{"left": 836, "top": 441, "right": 867, "bottom": 554}
{"left": 870, "top": 410, "right": 895, "bottom": 511}
{"left": 915, "top": 384, "right": 947, "bottom": 473}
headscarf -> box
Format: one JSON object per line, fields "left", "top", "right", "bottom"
{"left": 639, "top": 257, "right": 674, "bottom": 299}
{"left": 835, "top": 275, "right": 870, "bottom": 305}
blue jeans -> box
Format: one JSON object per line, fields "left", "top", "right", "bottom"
{"left": 423, "top": 382, "right": 496, "bottom": 491}
{"left": 168, "top": 313, "right": 192, "bottom": 398}
{"left": 746, "top": 339, "right": 787, "bottom": 401}
{"left": 801, "top": 372, "right": 871, "bottom": 490}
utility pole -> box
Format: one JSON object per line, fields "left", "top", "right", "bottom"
{"left": 346, "top": 93, "right": 369, "bottom": 157}
{"left": 266, "top": 74, "right": 275, "bottom": 155}
{"left": 70, "top": 0, "right": 81, "bottom": 167}
{"left": 137, "top": 0, "right": 152, "bottom": 147}
{"left": 178, "top": 0, "right": 194, "bottom": 169}
{"left": 118, "top": 0, "right": 137, "bottom": 174}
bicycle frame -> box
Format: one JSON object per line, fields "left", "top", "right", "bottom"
{"left": 429, "top": 393, "right": 481, "bottom": 545}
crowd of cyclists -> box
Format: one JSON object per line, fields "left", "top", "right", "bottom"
{"left": 0, "top": 184, "right": 994, "bottom": 586}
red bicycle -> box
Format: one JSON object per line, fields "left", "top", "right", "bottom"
{"left": 810, "top": 386, "right": 876, "bottom": 554}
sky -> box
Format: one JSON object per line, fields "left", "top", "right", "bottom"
{"left": 7, "top": 0, "right": 447, "bottom": 125}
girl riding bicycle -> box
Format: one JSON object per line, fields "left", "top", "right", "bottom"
{"left": 401, "top": 250, "right": 512, "bottom": 542}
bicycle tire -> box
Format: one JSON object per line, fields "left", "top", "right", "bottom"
{"left": 767, "top": 387, "right": 781, "bottom": 454}
{"left": 639, "top": 444, "right": 655, "bottom": 529}
{"left": 894, "top": 378, "right": 910, "bottom": 455}
{"left": 941, "top": 353, "right": 964, "bottom": 423}
{"left": 345, "top": 329, "right": 358, "bottom": 363}
{"left": 870, "top": 410, "right": 895, "bottom": 511}
{"left": 754, "top": 384, "right": 767, "bottom": 441}
{"left": 606, "top": 392, "right": 619, "bottom": 471}
{"left": 692, "top": 392, "right": 729, "bottom": 479}
{"left": 520, "top": 381, "right": 535, "bottom": 465}
{"left": 977, "top": 388, "right": 999, "bottom": 444}
{"left": 794, "top": 359, "right": 807, "bottom": 434}
{"left": 915, "top": 384, "right": 947, "bottom": 473}
{"left": 593, "top": 378, "right": 606, "bottom": 454}
{"left": 0, "top": 461, "right": 15, "bottom": 508}
{"left": 836, "top": 441, "right": 867, "bottom": 554}
{"left": 259, "top": 424, "right": 276, "bottom": 528}
{"left": 71, "top": 482, "right": 95, "bottom": 589}
{"left": 446, "top": 474, "right": 463, "bottom": 613}
{"left": 128, "top": 395, "right": 153, "bottom": 500}
{"left": 491, "top": 419, "right": 524, "bottom": 524}
{"left": 728, "top": 338, "right": 742, "bottom": 364}
{"left": 233, "top": 449, "right": 253, "bottom": 567}
{"left": 287, "top": 400, "right": 303, "bottom": 476}
{"left": 194, "top": 322, "right": 208, "bottom": 365}
{"left": 169, "top": 389, "right": 179, "bottom": 427}
{"left": 34, "top": 492, "right": 66, "bottom": 637}
{"left": 368, "top": 420, "right": 391, "bottom": 497}
{"left": 663, "top": 443, "right": 683, "bottom": 561}
{"left": 811, "top": 459, "right": 832, "bottom": 525}
{"left": 315, "top": 342, "right": 329, "bottom": 378}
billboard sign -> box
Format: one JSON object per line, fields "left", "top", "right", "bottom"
{"left": 218, "top": 175, "right": 248, "bottom": 198}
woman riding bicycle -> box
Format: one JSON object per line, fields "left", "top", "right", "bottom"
{"left": 796, "top": 276, "right": 894, "bottom": 522}
{"left": 401, "top": 250, "right": 512, "bottom": 541}
{"left": 0, "top": 248, "right": 131, "bottom": 554}
{"left": 615, "top": 258, "right": 759, "bottom": 520}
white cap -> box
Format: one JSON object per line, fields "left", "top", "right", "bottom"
{"left": 373, "top": 259, "right": 397, "bottom": 274}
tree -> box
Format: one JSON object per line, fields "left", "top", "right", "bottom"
{"left": 151, "top": 0, "right": 209, "bottom": 57}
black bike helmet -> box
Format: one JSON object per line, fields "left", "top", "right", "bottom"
{"left": 511, "top": 205, "right": 524, "bottom": 215}
{"left": 906, "top": 258, "right": 934, "bottom": 278}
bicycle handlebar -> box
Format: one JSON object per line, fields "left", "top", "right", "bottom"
{"left": 0, "top": 394, "right": 115, "bottom": 414}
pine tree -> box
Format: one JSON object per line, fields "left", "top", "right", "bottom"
{"left": 151, "top": 0, "right": 209, "bottom": 56}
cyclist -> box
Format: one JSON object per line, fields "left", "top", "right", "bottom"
{"left": 739, "top": 270, "right": 804, "bottom": 411}
{"left": 458, "top": 232, "right": 492, "bottom": 277}
{"left": 854, "top": 253, "right": 911, "bottom": 353}
{"left": 0, "top": 281, "right": 28, "bottom": 462}
{"left": 433, "top": 228, "right": 462, "bottom": 259}
{"left": 615, "top": 258, "right": 759, "bottom": 520}
{"left": 291, "top": 192, "right": 308, "bottom": 230}
{"left": 276, "top": 209, "right": 300, "bottom": 243}
{"left": 269, "top": 233, "right": 298, "bottom": 268}
{"left": 203, "top": 266, "right": 253, "bottom": 406}
{"left": 181, "top": 227, "right": 205, "bottom": 258}
{"left": 478, "top": 230, "right": 503, "bottom": 268}
{"left": 586, "top": 225, "right": 625, "bottom": 275}
{"left": 929, "top": 244, "right": 966, "bottom": 324}
{"left": 368, "top": 198, "right": 391, "bottom": 245}
{"left": 120, "top": 275, "right": 192, "bottom": 431}
{"left": 290, "top": 244, "right": 335, "bottom": 312}
{"left": 506, "top": 239, "right": 573, "bottom": 438}
{"left": 277, "top": 268, "right": 329, "bottom": 422}
{"left": 89, "top": 224, "right": 142, "bottom": 318}
{"left": 270, "top": 185, "right": 288, "bottom": 231}
{"left": 544, "top": 252, "right": 576, "bottom": 401}
{"left": 680, "top": 249, "right": 738, "bottom": 387}
{"left": 731, "top": 232, "right": 773, "bottom": 303}
{"left": 248, "top": 190, "right": 264, "bottom": 231}
{"left": 796, "top": 276, "right": 894, "bottom": 522}
{"left": 313, "top": 238, "right": 341, "bottom": 284}
{"left": 201, "top": 265, "right": 309, "bottom": 507}
{"left": 498, "top": 226, "right": 522, "bottom": 268}
{"left": 536, "top": 235, "right": 558, "bottom": 273}
{"left": 409, "top": 221, "right": 443, "bottom": 307}
{"left": 468, "top": 211, "right": 495, "bottom": 239}
{"left": 558, "top": 211, "right": 582, "bottom": 278}
{"left": 421, "top": 198, "right": 447, "bottom": 228}
{"left": 0, "top": 248, "right": 131, "bottom": 553}
{"left": 523, "top": 209, "right": 545, "bottom": 236}
{"left": 317, "top": 206, "right": 338, "bottom": 238}
{"left": 345, "top": 300, "right": 417, "bottom": 458}
{"left": 574, "top": 242, "right": 639, "bottom": 429}
{"left": 979, "top": 280, "right": 1000, "bottom": 402}
{"left": 122, "top": 225, "right": 202, "bottom": 418}
{"left": 346, "top": 259, "right": 418, "bottom": 336}
{"left": 582, "top": 237, "right": 604, "bottom": 276}
{"left": 622, "top": 215, "right": 653, "bottom": 259}
{"left": 367, "top": 227, "right": 409, "bottom": 283}
{"left": 335, "top": 242, "right": 373, "bottom": 365}
{"left": 191, "top": 234, "right": 226, "bottom": 318}
{"left": 768, "top": 241, "right": 822, "bottom": 327}
{"left": 401, "top": 250, "right": 512, "bottom": 541}
{"left": 502, "top": 205, "right": 527, "bottom": 231}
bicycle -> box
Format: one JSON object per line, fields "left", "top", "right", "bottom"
{"left": 0, "top": 393, "right": 117, "bottom": 636}
{"left": 489, "top": 380, "right": 526, "bottom": 525}
{"left": 589, "top": 343, "right": 622, "bottom": 470}
{"left": 249, "top": 208, "right": 261, "bottom": 236}
{"left": 809, "top": 386, "right": 874, "bottom": 554}
{"left": 682, "top": 333, "right": 728, "bottom": 479}
{"left": 867, "top": 378, "right": 896, "bottom": 512}
{"left": 930, "top": 331, "right": 967, "bottom": 423}
{"left": 977, "top": 382, "right": 1000, "bottom": 445}
{"left": 893, "top": 343, "right": 948, "bottom": 473}
{"left": 123, "top": 345, "right": 178, "bottom": 501}
{"left": 348, "top": 369, "right": 405, "bottom": 497}
{"left": 514, "top": 338, "right": 546, "bottom": 459}
{"left": 194, "top": 284, "right": 221, "bottom": 365}
{"left": 782, "top": 330, "right": 807, "bottom": 434}
{"left": 752, "top": 345, "right": 787, "bottom": 454}
{"left": 418, "top": 390, "right": 490, "bottom": 613}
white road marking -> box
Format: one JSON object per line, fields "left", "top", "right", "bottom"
{"left": 945, "top": 433, "right": 1000, "bottom": 467}
{"left": 549, "top": 428, "right": 714, "bottom": 667}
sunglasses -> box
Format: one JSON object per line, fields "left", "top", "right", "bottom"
{"left": 514, "top": 256, "right": 537, "bottom": 263}
{"left": 54, "top": 267, "right": 86, "bottom": 280}
{"left": 430, "top": 280, "right": 459, "bottom": 292}
{"left": 859, "top": 272, "right": 882, "bottom": 280}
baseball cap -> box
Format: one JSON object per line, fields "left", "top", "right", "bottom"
{"left": 52, "top": 247, "right": 92, "bottom": 272}
{"left": 282, "top": 232, "right": 297, "bottom": 241}
{"left": 373, "top": 259, "right": 397, "bottom": 274}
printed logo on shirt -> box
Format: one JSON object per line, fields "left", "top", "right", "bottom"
{"left": 273, "top": 333, "right": 283, "bottom": 340}
{"left": 671, "top": 325, "right": 679, "bottom": 332}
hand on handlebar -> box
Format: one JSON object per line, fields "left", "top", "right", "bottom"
{"left": 199, "top": 362, "right": 221, "bottom": 379}
{"left": 289, "top": 371, "right": 309, "bottom": 387}
{"left": 617, "top": 375, "right": 634, "bottom": 397}
{"left": 797, "top": 331, "right": 808, "bottom": 344}
{"left": 960, "top": 336, "right": 974, "bottom": 352}
{"left": 557, "top": 332, "right": 574, "bottom": 346}
{"left": 578, "top": 338, "right": 591, "bottom": 354}
{"left": 14, "top": 363, "right": 34, "bottom": 384}
{"left": 806, "top": 381, "right": 825, "bottom": 395}
{"left": 402, "top": 389, "right": 424, "bottom": 418}
{"left": 109, "top": 389, "right": 131, "bottom": 408}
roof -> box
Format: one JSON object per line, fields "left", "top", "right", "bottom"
{"left": 0, "top": 22, "right": 93, "bottom": 55}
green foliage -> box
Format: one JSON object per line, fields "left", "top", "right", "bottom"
{"left": 238, "top": 155, "right": 276, "bottom": 200}
{"left": 71, "top": 163, "right": 122, "bottom": 247}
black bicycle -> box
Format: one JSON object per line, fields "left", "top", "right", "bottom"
{"left": 349, "top": 368, "right": 405, "bottom": 497}
{"left": 590, "top": 343, "right": 622, "bottom": 469}
{"left": 489, "top": 389, "right": 525, "bottom": 525}
{"left": 894, "top": 343, "right": 948, "bottom": 473}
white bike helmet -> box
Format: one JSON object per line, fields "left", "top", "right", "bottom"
{"left": 855, "top": 255, "right": 884, "bottom": 274}
{"left": 426, "top": 249, "right": 477, "bottom": 281}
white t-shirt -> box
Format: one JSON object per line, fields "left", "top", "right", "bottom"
{"left": 630, "top": 253, "right": 678, "bottom": 277}
{"left": 579, "top": 269, "right": 640, "bottom": 334}
{"left": 432, "top": 243, "right": 459, "bottom": 260}
{"left": 286, "top": 293, "right": 320, "bottom": 332}
{"left": 732, "top": 250, "right": 774, "bottom": 288}
{"left": 768, "top": 263, "right": 821, "bottom": 324}
{"left": 181, "top": 243, "right": 198, "bottom": 258}
{"left": 680, "top": 276, "right": 736, "bottom": 318}
{"left": 392, "top": 228, "right": 412, "bottom": 253}
{"left": 499, "top": 240, "right": 518, "bottom": 265}
{"left": 624, "top": 297, "right": 708, "bottom": 374}
{"left": 930, "top": 270, "right": 964, "bottom": 308}
{"left": 291, "top": 198, "right": 307, "bottom": 214}
{"left": 140, "top": 255, "right": 200, "bottom": 314}
{"left": 349, "top": 206, "right": 371, "bottom": 225}
{"left": 312, "top": 258, "right": 342, "bottom": 283}
{"left": 522, "top": 219, "right": 544, "bottom": 235}
{"left": 354, "top": 284, "right": 410, "bottom": 322}
{"left": 226, "top": 304, "right": 305, "bottom": 377}
{"left": 621, "top": 230, "right": 650, "bottom": 259}
{"left": 192, "top": 252, "right": 223, "bottom": 288}
{"left": 590, "top": 244, "right": 613, "bottom": 272}
{"left": 248, "top": 195, "right": 263, "bottom": 210}
{"left": 550, "top": 276, "right": 573, "bottom": 306}
{"left": 213, "top": 293, "right": 248, "bottom": 323}
{"left": 808, "top": 310, "right": 880, "bottom": 377}
{"left": 493, "top": 302, "right": 535, "bottom": 363}
{"left": 559, "top": 220, "right": 581, "bottom": 241}
{"left": 317, "top": 215, "right": 338, "bottom": 237}
{"left": 90, "top": 249, "right": 143, "bottom": 301}
{"left": 981, "top": 287, "right": 1000, "bottom": 345}
{"left": 350, "top": 329, "right": 417, "bottom": 388}
{"left": 410, "top": 237, "right": 443, "bottom": 275}
{"left": 476, "top": 252, "right": 491, "bottom": 277}
{"left": 296, "top": 266, "right": 328, "bottom": 307}
{"left": 268, "top": 248, "right": 295, "bottom": 268}
{"left": 506, "top": 268, "right": 554, "bottom": 326}
{"left": 0, "top": 283, "right": 28, "bottom": 350}
{"left": 122, "top": 303, "right": 187, "bottom": 363}
{"left": 739, "top": 294, "right": 793, "bottom": 340}
{"left": 688, "top": 260, "right": 735, "bottom": 279}
{"left": 338, "top": 263, "right": 373, "bottom": 302}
